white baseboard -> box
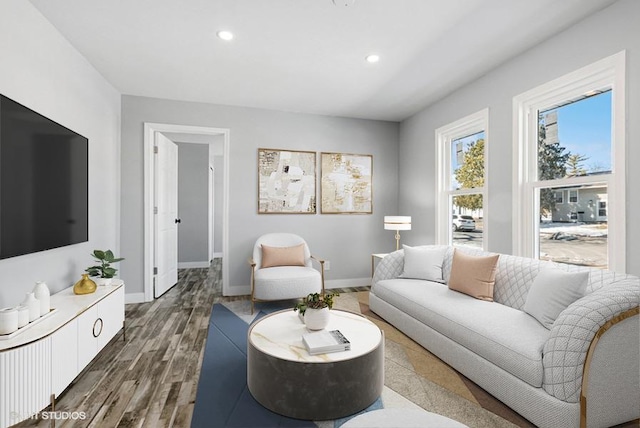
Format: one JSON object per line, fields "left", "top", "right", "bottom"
{"left": 325, "top": 277, "right": 371, "bottom": 289}
{"left": 225, "top": 277, "right": 371, "bottom": 297}
{"left": 211, "top": 252, "right": 223, "bottom": 259}
{"left": 125, "top": 292, "right": 146, "bottom": 304}
{"left": 178, "top": 261, "right": 210, "bottom": 269}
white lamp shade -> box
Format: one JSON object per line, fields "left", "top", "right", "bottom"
{"left": 384, "top": 216, "right": 411, "bottom": 231}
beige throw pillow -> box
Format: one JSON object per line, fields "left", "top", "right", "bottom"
{"left": 261, "top": 244, "right": 306, "bottom": 268}
{"left": 448, "top": 250, "right": 499, "bottom": 301}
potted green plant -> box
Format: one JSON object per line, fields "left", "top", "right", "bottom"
{"left": 85, "top": 250, "right": 125, "bottom": 286}
{"left": 294, "top": 292, "right": 339, "bottom": 330}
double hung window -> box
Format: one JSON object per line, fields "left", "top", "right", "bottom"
{"left": 436, "top": 109, "right": 488, "bottom": 250}
{"left": 513, "top": 52, "right": 626, "bottom": 271}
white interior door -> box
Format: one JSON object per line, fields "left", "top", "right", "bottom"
{"left": 154, "top": 133, "right": 179, "bottom": 298}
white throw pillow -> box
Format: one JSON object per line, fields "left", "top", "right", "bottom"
{"left": 400, "top": 245, "right": 448, "bottom": 283}
{"left": 524, "top": 268, "right": 589, "bottom": 329}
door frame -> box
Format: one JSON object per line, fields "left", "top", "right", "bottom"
{"left": 143, "top": 122, "right": 230, "bottom": 302}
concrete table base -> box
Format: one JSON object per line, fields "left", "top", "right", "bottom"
{"left": 247, "top": 310, "right": 384, "bottom": 421}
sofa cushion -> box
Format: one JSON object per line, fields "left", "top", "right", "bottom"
{"left": 372, "top": 278, "right": 549, "bottom": 387}
{"left": 448, "top": 250, "right": 499, "bottom": 301}
{"left": 399, "top": 245, "right": 447, "bottom": 283}
{"left": 261, "top": 243, "right": 306, "bottom": 268}
{"left": 523, "top": 268, "right": 589, "bottom": 329}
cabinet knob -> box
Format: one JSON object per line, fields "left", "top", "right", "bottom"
{"left": 93, "top": 318, "right": 104, "bottom": 338}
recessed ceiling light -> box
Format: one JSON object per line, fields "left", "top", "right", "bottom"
{"left": 216, "top": 30, "right": 234, "bottom": 41}
{"left": 365, "top": 54, "right": 380, "bottom": 63}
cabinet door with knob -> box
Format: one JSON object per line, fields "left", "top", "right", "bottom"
{"left": 97, "top": 286, "right": 124, "bottom": 351}
{"left": 76, "top": 286, "right": 125, "bottom": 369}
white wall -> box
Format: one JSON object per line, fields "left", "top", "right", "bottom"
{"left": 399, "top": 0, "right": 640, "bottom": 275}
{"left": 0, "top": 0, "right": 121, "bottom": 307}
{"left": 121, "top": 96, "right": 399, "bottom": 296}
{"left": 213, "top": 154, "right": 224, "bottom": 255}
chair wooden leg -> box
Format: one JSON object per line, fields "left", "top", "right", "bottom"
{"left": 251, "top": 298, "right": 254, "bottom": 315}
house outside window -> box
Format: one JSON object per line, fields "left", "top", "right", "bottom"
{"left": 569, "top": 190, "right": 578, "bottom": 203}
{"left": 436, "top": 109, "right": 488, "bottom": 250}
{"left": 513, "top": 52, "right": 626, "bottom": 271}
{"left": 554, "top": 191, "right": 564, "bottom": 204}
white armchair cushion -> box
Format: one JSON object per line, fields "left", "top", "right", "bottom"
{"left": 253, "top": 266, "right": 321, "bottom": 300}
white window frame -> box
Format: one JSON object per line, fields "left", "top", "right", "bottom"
{"left": 435, "top": 109, "right": 489, "bottom": 250}
{"left": 554, "top": 191, "right": 564, "bottom": 204}
{"left": 513, "top": 51, "right": 626, "bottom": 272}
{"left": 569, "top": 190, "right": 578, "bottom": 203}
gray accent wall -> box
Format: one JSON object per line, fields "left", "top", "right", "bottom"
{"left": 177, "top": 142, "right": 210, "bottom": 264}
{"left": 121, "top": 96, "right": 399, "bottom": 296}
{"left": 0, "top": 1, "right": 121, "bottom": 307}
{"left": 398, "top": 0, "right": 640, "bottom": 275}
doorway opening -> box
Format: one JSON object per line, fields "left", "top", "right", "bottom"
{"left": 143, "top": 123, "right": 230, "bottom": 301}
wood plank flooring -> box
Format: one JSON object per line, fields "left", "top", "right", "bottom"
{"left": 16, "top": 260, "right": 222, "bottom": 428}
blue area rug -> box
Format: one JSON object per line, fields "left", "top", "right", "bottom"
{"left": 191, "top": 303, "right": 382, "bottom": 428}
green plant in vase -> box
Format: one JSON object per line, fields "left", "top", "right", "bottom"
{"left": 85, "top": 250, "right": 125, "bottom": 286}
{"left": 294, "top": 292, "right": 339, "bottom": 330}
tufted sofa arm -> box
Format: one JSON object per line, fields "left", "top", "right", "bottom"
{"left": 542, "top": 278, "right": 640, "bottom": 403}
{"left": 372, "top": 250, "right": 404, "bottom": 286}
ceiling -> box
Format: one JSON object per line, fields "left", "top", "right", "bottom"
{"left": 28, "top": 0, "right": 618, "bottom": 122}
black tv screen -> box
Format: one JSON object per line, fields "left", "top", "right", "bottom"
{"left": 0, "top": 95, "right": 88, "bottom": 260}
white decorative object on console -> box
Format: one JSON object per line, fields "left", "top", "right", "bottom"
{"left": 0, "top": 308, "right": 18, "bottom": 335}
{"left": 16, "top": 306, "right": 29, "bottom": 328}
{"left": 22, "top": 292, "right": 40, "bottom": 322}
{"left": 33, "top": 281, "right": 50, "bottom": 316}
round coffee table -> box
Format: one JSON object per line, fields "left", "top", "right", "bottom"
{"left": 247, "top": 309, "right": 384, "bottom": 420}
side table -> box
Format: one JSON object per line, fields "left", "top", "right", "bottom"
{"left": 371, "top": 253, "right": 389, "bottom": 277}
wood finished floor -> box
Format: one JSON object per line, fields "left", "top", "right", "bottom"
{"left": 16, "top": 261, "right": 223, "bottom": 428}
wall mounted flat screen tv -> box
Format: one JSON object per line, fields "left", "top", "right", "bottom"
{"left": 0, "top": 95, "right": 88, "bottom": 260}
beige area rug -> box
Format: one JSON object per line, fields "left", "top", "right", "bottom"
{"left": 222, "top": 291, "right": 534, "bottom": 428}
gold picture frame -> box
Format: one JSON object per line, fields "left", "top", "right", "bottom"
{"left": 321, "top": 152, "right": 373, "bottom": 214}
{"left": 257, "top": 148, "right": 316, "bottom": 214}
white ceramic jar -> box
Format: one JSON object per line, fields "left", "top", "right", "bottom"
{"left": 0, "top": 307, "right": 19, "bottom": 335}
{"left": 22, "top": 292, "right": 40, "bottom": 322}
{"left": 304, "top": 307, "right": 331, "bottom": 330}
{"left": 16, "top": 305, "right": 30, "bottom": 328}
{"left": 33, "top": 281, "right": 50, "bottom": 316}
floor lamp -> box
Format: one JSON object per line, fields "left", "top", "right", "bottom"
{"left": 384, "top": 216, "right": 411, "bottom": 251}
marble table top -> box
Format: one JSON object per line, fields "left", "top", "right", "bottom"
{"left": 248, "top": 309, "right": 382, "bottom": 363}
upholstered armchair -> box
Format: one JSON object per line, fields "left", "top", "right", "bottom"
{"left": 249, "top": 233, "right": 325, "bottom": 314}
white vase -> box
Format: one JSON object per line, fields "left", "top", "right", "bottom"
{"left": 33, "top": 281, "right": 50, "bottom": 316}
{"left": 0, "top": 307, "right": 19, "bottom": 335}
{"left": 304, "top": 307, "right": 331, "bottom": 330}
{"left": 22, "top": 292, "right": 40, "bottom": 322}
{"left": 94, "top": 277, "right": 112, "bottom": 286}
{"left": 16, "top": 305, "right": 30, "bottom": 328}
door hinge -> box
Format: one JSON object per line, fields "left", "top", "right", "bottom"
{"left": 154, "top": 206, "right": 158, "bottom": 214}
{"left": 154, "top": 146, "right": 158, "bottom": 154}
{"left": 153, "top": 267, "right": 158, "bottom": 275}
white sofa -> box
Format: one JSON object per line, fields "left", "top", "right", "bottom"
{"left": 370, "top": 246, "right": 639, "bottom": 428}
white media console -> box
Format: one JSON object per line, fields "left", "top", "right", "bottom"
{"left": 0, "top": 281, "right": 125, "bottom": 427}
